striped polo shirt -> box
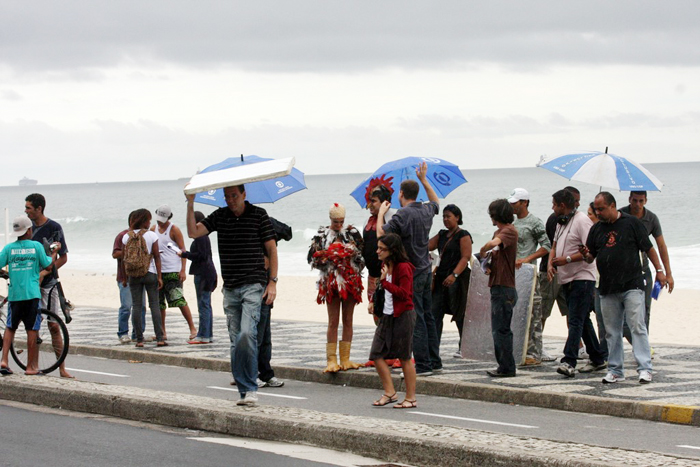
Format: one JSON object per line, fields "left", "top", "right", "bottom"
{"left": 202, "top": 202, "right": 275, "bottom": 289}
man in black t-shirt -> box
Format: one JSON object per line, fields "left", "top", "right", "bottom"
{"left": 25, "top": 193, "right": 73, "bottom": 379}
{"left": 581, "top": 192, "right": 667, "bottom": 385}
{"left": 186, "top": 185, "right": 277, "bottom": 407}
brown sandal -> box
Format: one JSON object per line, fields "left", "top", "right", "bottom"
{"left": 393, "top": 399, "right": 417, "bottom": 409}
{"left": 156, "top": 341, "right": 168, "bottom": 347}
{"left": 372, "top": 393, "right": 398, "bottom": 407}
{"left": 135, "top": 342, "right": 144, "bottom": 348}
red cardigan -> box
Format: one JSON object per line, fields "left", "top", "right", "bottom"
{"left": 380, "top": 261, "right": 415, "bottom": 317}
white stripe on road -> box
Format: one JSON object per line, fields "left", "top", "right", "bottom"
{"left": 411, "top": 411, "right": 538, "bottom": 429}
{"left": 189, "top": 437, "right": 387, "bottom": 466}
{"left": 206, "top": 386, "right": 308, "bottom": 400}
{"left": 678, "top": 445, "right": 700, "bottom": 451}
{"left": 65, "top": 368, "right": 130, "bottom": 378}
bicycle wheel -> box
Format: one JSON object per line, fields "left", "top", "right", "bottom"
{"left": 10, "top": 309, "right": 69, "bottom": 374}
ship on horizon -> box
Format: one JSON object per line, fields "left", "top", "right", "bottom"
{"left": 19, "top": 176, "right": 38, "bottom": 186}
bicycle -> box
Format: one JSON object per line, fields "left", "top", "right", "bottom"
{"left": 1, "top": 277, "right": 70, "bottom": 375}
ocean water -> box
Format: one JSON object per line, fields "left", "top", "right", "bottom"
{"left": 1, "top": 162, "right": 698, "bottom": 289}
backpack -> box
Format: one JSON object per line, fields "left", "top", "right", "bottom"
{"left": 123, "top": 230, "right": 152, "bottom": 278}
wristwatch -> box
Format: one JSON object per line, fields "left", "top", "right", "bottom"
{"left": 453, "top": 273, "right": 459, "bottom": 278}
{"left": 566, "top": 256, "right": 572, "bottom": 263}
{"left": 270, "top": 276, "right": 278, "bottom": 283}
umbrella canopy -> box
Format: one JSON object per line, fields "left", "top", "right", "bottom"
{"left": 192, "top": 155, "right": 307, "bottom": 207}
{"left": 536, "top": 149, "right": 663, "bottom": 191}
{"left": 350, "top": 156, "right": 467, "bottom": 208}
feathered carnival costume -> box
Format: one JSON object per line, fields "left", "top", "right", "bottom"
{"left": 308, "top": 204, "right": 365, "bottom": 304}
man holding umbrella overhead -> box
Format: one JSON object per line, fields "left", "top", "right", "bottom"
{"left": 378, "top": 162, "right": 442, "bottom": 376}
{"left": 186, "top": 184, "right": 278, "bottom": 407}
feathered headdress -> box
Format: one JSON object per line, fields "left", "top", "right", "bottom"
{"left": 364, "top": 174, "right": 395, "bottom": 205}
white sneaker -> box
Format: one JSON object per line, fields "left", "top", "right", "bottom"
{"left": 639, "top": 370, "right": 652, "bottom": 384}
{"left": 119, "top": 335, "right": 131, "bottom": 344}
{"left": 236, "top": 392, "right": 258, "bottom": 406}
{"left": 453, "top": 350, "right": 463, "bottom": 359}
{"left": 266, "top": 377, "right": 285, "bottom": 388}
{"left": 541, "top": 350, "right": 556, "bottom": 362}
{"left": 256, "top": 378, "right": 267, "bottom": 388}
{"left": 602, "top": 372, "right": 625, "bottom": 384}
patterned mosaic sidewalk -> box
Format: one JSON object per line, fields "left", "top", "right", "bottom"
{"left": 68, "top": 307, "right": 700, "bottom": 406}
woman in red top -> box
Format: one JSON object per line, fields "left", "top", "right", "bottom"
{"left": 369, "top": 233, "right": 417, "bottom": 409}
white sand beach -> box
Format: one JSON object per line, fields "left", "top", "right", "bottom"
{"left": 59, "top": 269, "right": 698, "bottom": 347}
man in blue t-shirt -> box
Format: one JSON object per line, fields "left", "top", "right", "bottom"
{"left": 1, "top": 216, "right": 58, "bottom": 375}
{"left": 24, "top": 193, "right": 73, "bottom": 378}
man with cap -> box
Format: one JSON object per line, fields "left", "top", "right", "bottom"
{"left": 1, "top": 216, "right": 59, "bottom": 375}
{"left": 508, "top": 188, "right": 551, "bottom": 366}
{"left": 24, "top": 193, "right": 73, "bottom": 378}
{"left": 186, "top": 184, "right": 278, "bottom": 407}
{"left": 150, "top": 204, "right": 197, "bottom": 341}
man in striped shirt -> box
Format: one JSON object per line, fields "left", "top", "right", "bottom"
{"left": 186, "top": 185, "right": 278, "bottom": 407}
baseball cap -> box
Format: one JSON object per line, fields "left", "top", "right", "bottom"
{"left": 10, "top": 216, "right": 32, "bottom": 238}
{"left": 155, "top": 205, "right": 172, "bottom": 223}
{"left": 508, "top": 188, "right": 530, "bottom": 204}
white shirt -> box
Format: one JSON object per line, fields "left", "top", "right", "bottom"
{"left": 383, "top": 274, "right": 394, "bottom": 316}
{"left": 122, "top": 229, "right": 158, "bottom": 274}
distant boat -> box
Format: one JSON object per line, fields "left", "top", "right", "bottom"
{"left": 19, "top": 177, "right": 38, "bottom": 186}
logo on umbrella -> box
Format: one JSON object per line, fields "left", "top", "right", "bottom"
{"left": 421, "top": 157, "right": 442, "bottom": 163}
{"left": 208, "top": 189, "right": 217, "bottom": 195}
{"left": 275, "top": 181, "right": 285, "bottom": 188}
{"left": 432, "top": 171, "right": 451, "bottom": 186}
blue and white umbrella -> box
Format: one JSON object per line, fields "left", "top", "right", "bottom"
{"left": 350, "top": 156, "right": 467, "bottom": 208}
{"left": 194, "top": 155, "right": 307, "bottom": 207}
{"left": 536, "top": 149, "right": 663, "bottom": 191}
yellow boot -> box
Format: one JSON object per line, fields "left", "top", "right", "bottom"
{"left": 324, "top": 342, "right": 341, "bottom": 373}
{"left": 339, "top": 341, "right": 362, "bottom": 370}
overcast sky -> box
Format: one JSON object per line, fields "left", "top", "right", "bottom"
{"left": 1, "top": 1, "right": 699, "bottom": 185}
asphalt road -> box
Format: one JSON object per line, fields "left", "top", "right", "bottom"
{"left": 10, "top": 353, "right": 700, "bottom": 460}
{"left": 0, "top": 401, "right": 394, "bottom": 467}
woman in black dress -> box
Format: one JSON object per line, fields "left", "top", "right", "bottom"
{"left": 429, "top": 204, "right": 472, "bottom": 357}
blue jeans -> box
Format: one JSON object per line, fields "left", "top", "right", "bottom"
{"left": 623, "top": 267, "right": 653, "bottom": 342}
{"left": 600, "top": 289, "right": 651, "bottom": 377}
{"left": 223, "top": 283, "right": 263, "bottom": 395}
{"left": 194, "top": 275, "right": 213, "bottom": 342}
{"left": 412, "top": 270, "right": 441, "bottom": 373}
{"left": 561, "top": 280, "right": 606, "bottom": 368}
{"left": 490, "top": 286, "right": 517, "bottom": 374}
{"left": 128, "top": 273, "right": 164, "bottom": 343}
{"left": 257, "top": 302, "right": 274, "bottom": 382}
{"left": 117, "top": 282, "right": 146, "bottom": 339}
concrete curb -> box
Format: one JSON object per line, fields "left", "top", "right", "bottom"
{"left": 67, "top": 343, "right": 700, "bottom": 427}
{"left": 2, "top": 376, "right": 697, "bottom": 467}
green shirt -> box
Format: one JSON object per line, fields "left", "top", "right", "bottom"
{"left": 513, "top": 213, "right": 551, "bottom": 263}
{"left": 0, "top": 239, "right": 52, "bottom": 301}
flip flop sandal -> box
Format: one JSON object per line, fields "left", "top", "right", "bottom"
{"left": 135, "top": 342, "right": 144, "bottom": 348}
{"left": 0, "top": 367, "right": 13, "bottom": 376}
{"left": 372, "top": 393, "right": 398, "bottom": 407}
{"left": 156, "top": 341, "right": 169, "bottom": 347}
{"left": 393, "top": 399, "right": 417, "bottom": 409}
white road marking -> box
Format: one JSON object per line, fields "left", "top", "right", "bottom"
{"left": 206, "top": 386, "right": 308, "bottom": 400}
{"left": 65, "top": 368, "right": 130, "bottom": 378}
{"left": 411, "top": 411, "right": 538, "bottom": 429}
{"left": 189, "top": 437, "right": 392, "bottom": 466}
{"left": 678, "top": 445, "right": 700, "bottom": 451}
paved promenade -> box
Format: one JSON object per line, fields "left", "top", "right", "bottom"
{"left": 67, "top": 307, "right": 700, "bottom": 414}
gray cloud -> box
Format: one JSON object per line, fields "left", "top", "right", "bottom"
{"left": 1, "top": 1, "right": 699, "bottom": 73}
{"left": 1, "top": 90, "right": 22, "bottom": 101}
{"left": 2, "top": 111, "right": 697, "bottom": 186}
